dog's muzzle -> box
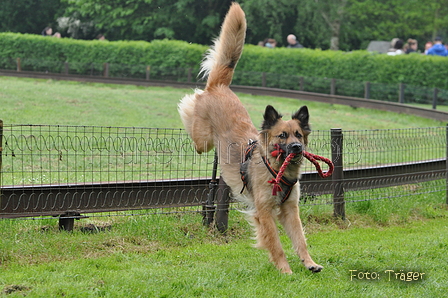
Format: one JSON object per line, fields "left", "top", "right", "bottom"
{"left": 287, "top": 142, "right": 303, "bottom": 155}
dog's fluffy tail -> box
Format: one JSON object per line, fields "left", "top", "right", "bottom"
{"left": 200, "top": 2, "right": 246, "bottom": 89}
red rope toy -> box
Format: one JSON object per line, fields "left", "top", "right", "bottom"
{"left": 268, "top": 144, "right": 334, "bottom": 196}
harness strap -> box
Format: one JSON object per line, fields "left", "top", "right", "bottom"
{"left": 240, "top": 140, "right": 258, "bottom": 194}
{"left": 262, "top": 156, "right": 298, "bottom": 204}
{"left": 261, "top": 156, "right": 297, "bottom": 188}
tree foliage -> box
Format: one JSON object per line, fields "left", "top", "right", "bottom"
{"left": 0, "top": 0, "right": 448, "bottom": 51}
{"left": 62, "top": 0, "right": 233, "bottom": 44}
{"left": 344, "top": 0, "right": 448, "bottom": 49}
{"left": 241, "top": 0, "right": 298, "bottom": 46}
{"left": 0, "top": 0, "right": 65, "bottom": 35}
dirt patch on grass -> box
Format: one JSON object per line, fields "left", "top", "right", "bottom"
{"left": 3, "top": 285, "right": 31, "bottom": 295}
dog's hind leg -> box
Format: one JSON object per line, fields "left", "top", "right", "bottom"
{"left": 252, "top": 202, "right": 292, "bottom": 274}
{"left": 278, "top": 200, "right": 323, "bottom": 273}
{"left": 191, "top": 117, "right": 214, "bottom": 153}
{"left": 178, "top": 92, "right": 214, "bottom": 154}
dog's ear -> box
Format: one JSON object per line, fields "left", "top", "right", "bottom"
{"left": 262, "top": 105, "right": 282, "bottom": 130}
{"left": 292, "top": 106, "right": 310, "bottom": 132}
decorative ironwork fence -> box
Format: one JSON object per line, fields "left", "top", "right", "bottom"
{"left": 1, "top": 122, "right": 446, "bottom": 230}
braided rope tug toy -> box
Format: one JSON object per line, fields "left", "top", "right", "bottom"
{"left": 268, "top": 144, "right": 334, "bottom": 196}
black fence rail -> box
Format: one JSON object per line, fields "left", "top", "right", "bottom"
{"left": 2, "top": 57, "right": 448, "bottom": 109}
{"left": 1, "top": 122, "right": 447, "bottom": 230}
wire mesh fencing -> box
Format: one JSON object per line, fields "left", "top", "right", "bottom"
{"left": 300, "top": 127, "right": 447, "bottom": 210}
{"left": 340, "top": 127, "right": 446, "bottom": 204}
{"left": 0, "top": 124, "right": 215, "bottom": 219}
{"left": 0, "top": 123, "right": 446, "bottom": 227}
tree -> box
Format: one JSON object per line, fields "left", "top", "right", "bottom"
{"left": 0, "top": 0, "right": 65, "bottom": 35}
{"left": 314, "top": 0, "right": 348, "bottom": 50}
{"left": 344, "top": 0, "right": 448, "bottom": 51}
{"left": 398, "top": 0, "right": 448, "bottom": 41}
{"left": 241, "top": 0, "right": 298, "bottom": 46}
{"left": 2, "top": 0, "right": 446, "bottom": 52}
{"left": 242, "top": 0, "right": 349, "bottom": 50}
{"left": 62, "top": 0, "right": 233, "bottom": 42}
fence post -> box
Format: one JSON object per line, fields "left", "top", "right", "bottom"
{"left": 64, "top": 62, "right": 69, "bottom": 75}
{"left": 203, "top": 151, "right": 218, "bottom": 227}
{"left": 103, "top": 63, "right": 109, "bottom": 78}
{"left": 446, "top": 124, "right": 448, "bottom": 205}
{"left": 331, "top": 78, "right": 336, "bottom": 95}
{"left": 0, "top": 120, "right": 3, "bottom": 190}
{"left": 146, "top": 66, "right": 151, "bottom": 80}
{"left": 59, "top": 212, "right": 84, "bottom": 231}
{"left": 215, "top": 176, "right": 231, "bottom": 233}
{"left": 187, "top": 68, "right": 192, "bottom": 83}
{"left": 331, "top": 128, "right": 345, "bottom": 219}
{"left": 262, "top": 72, "right": 266, "bottom": 87}
{"left": 432, "top": 88, "right": 438, "bottom": 110}
{"left": 399, "top": 83, "right": 405, "bottom": 104}
{"left": 16, "top": 58, "right": 21, "bottom": 72}
{"left": 364, "top": 81, "right": 371, "bottom": 99}
{"left": 299, "top": 77, "right": 304, "bottom": 91}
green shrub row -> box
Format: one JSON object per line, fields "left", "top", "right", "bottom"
{"left": 1, "top": 32, "right": 448, "bottom": 89}
{"left": 239, "top": 45, "right": 448, "bottom": 90}
{"left": 0, "top": 33, "right": 206, "bottom": 69}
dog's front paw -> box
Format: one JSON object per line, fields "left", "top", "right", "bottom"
{"left": 276, "top": 262, "right": 293, "bottom": 274}
{"left": 307, "top": 264, "right": 323, "bottom": 273}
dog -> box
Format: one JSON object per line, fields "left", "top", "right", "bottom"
{"left": 178, "top": 2, "right": 322, "bottom": 274}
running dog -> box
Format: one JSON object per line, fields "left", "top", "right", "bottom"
{"left": 178, "top": 2, "right": 322, "bottom": 274}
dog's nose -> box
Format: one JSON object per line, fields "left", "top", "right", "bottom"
{"left": 287, "top": 143, "right": 303, "bottom": 154}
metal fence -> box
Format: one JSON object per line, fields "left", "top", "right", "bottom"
{"left": 0, "top": 123, "right": 213, "bottom": 215}
{"left": 1, "top": 121, "right": 446, "bottom": 230}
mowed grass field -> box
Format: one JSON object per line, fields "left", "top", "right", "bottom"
{"left": 0, "top": 76, "right": 447, "bottom": 297}
{"left": 0, "top": 76, "right": 444, "bottom": 130}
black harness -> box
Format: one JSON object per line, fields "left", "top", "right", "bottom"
{"left": 240, "top": 140, "right": 298, "bottom": 204}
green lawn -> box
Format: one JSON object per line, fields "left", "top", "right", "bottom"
{"left": 0, "top": 207, "right": 447, "bottom": 297}
{"left": 410, "top": 103, "right": 448, "bottom": 112}
{"left": 0, "top": 76, "right": 444, "bottom": 130}
{"left": 1, "top": 76, "right": 447, "bottom": 297}
{"left": 2, "top": 76, "right": 445, "bottom": 186}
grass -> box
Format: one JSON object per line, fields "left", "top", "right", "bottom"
{"left": 0, "top": 197, "right": 447, "bottom": 297}
{"left": 0, "top": 76, "right": 447, "bottom": 296}
{"left": 410, "top": 103, "right": 448, "bottom": 112}
{"left": 0, "top": 76, "right": 444, "bottom": 130}
{"left": 1, "top": 76, "right": 445, "bottom": 186}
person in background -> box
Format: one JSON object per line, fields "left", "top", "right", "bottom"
{"left": 387, "top": 39, "right": 404, "bottom": 55}
{"left": 286, "top": 34, "right": 304, "bottom": 48}
{"left": 263, "top": 38, "right": 277, "bottom": 48}
{"left": 387, "top": 38, "right": 400, "bottom": 53}
{"left": 405, "top": 39, "right": 418, "bottom": 54}
{"left": 41, "top": 27, "right": 61, "bottom": 38}
{"left": 41, "top": 27, "right": 53, "bottom": 36}
{"left": 424, "top": 41, "right": 433, "bottom": 54}
{"left": 426, "top": 37, "right": 448, "bottom": 56}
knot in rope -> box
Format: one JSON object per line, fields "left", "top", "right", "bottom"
{"left": 267, "top": 144, "right": 334, "bottom": 196}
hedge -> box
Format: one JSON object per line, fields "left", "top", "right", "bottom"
{"left": 238, "top": 46, "right": 448, "bottom": 89}
{"left": 1, "top": 32, "right": 448, "bottom": 89}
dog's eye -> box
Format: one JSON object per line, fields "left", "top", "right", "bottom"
{"left": 278, "top": 132, "right": 288, "bottom": 139}
{"left": 295, "top": 131, "right": 302, "bottom": 139}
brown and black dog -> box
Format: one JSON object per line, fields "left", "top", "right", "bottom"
{"left": 178, "top": 2, "right": 322, "bottom": 274}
